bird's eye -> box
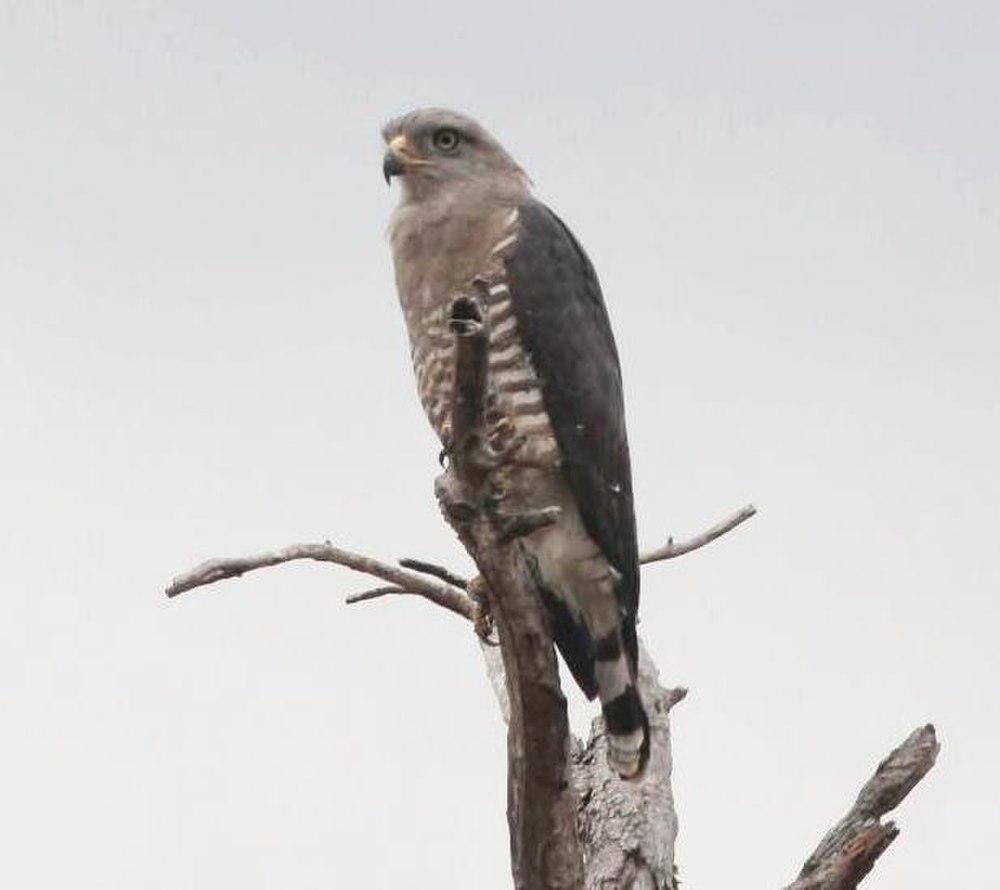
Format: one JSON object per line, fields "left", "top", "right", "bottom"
{"left": 432, "top": 128, "right": 460, "bottom": 152}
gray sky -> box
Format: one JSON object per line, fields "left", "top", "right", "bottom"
{"left": 2, "top": 2, "right": 997, "bottom": 886}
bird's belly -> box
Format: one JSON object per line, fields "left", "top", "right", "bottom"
{"left": 409, "top": 306, "right": 457, "bottom": 440}
{"left": 519, "top": 476, "right": 622, "bottom": 640}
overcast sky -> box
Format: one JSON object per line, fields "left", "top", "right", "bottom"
{"left": 2, "top": 2, "right": 998, "bottom": 887}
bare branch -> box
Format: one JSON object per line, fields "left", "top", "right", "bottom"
{"left": 164, "top": 499, "right": 752, "bottom": 611}
{"left": 165, "top": 498, "right": 754, "bottom": 623}
{"left": 641, "top": 503, "right": 757, "bottom": 565}
{"left": 167, "top": 498, "right": 755, "bottom": 608}
{"left": 165, "top": 541, "right": 475, "bottom": 622}
{"left": 398, "top": 558, "right": 469, "bottom": 590}
{"left": 344, "top": 582, "right": 475, "bottom": 622}
{"left": 785, "top": 724, "right": 939, "bottom": 890}
{"left": 661, "top": 685, "right": 688, "bottom": 711}
{"left": 344, "top": 585, "right": 408, "bottom": 603}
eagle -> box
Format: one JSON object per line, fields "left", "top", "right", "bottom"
{"left": 382, "top": 108, "right": 648, "bottom": 778}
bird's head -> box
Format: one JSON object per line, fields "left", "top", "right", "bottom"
{"left": 381, "top": 108, "right": 529, "bottom": 202}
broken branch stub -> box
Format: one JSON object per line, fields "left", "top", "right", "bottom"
{"left": 786, "top": 724, "right": 939, "bottom": 890}
{"left": 448, "top": 288, "right": 490, "bottom": 460}
{"left": 436, "top": 278, "right": 586, "bottom": 890}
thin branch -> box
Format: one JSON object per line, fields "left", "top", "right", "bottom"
{"left": 641, "top": 503, "right": 757, "bottom": 565}
{"left": 346, "top": 579, "right": 470, "bottom": 621}
{"left": 785, "top": 724, "right": 939, "bottom": 890}
{"left": 165, "top": 541, "right": 475, "bottom": 622}
{"left": 398, "top": 558, "right": 469, "bottom": 590}
{"left": 344, "top": 585, "right": 407, "bottom": 603}
{"left": 342, "top": 584, "right": 476, "bottom": 623}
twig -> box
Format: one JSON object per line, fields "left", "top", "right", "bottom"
{"left": 345, "top": 586, "right": 407, "bottom": 603}
{"left": 641, "top": 503, "right": 756, "bottom": 565}
{"left": 398, "top": 558, "right": 469, "bottom": 590}
{"left": 785, "top": 724, "right": 939, "bottom": 890}
{"left": 165, "top": 541, "right": 475, "bottom": 622}
{"left": 342, "top": 584, "right": 475, "bottom": 623}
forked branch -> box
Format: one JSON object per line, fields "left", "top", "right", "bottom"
{"left": 165, "top": 541, "right": 474, "bottom": 621}
{"left": 785, "top": 724, "right": 939, "bottom": 890}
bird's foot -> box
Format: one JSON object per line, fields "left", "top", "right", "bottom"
{"left": 468, "top": 576, "right": 498, "bottom": 645}
{"left": 466, "top": 416, "right": 525, "bottom": 470}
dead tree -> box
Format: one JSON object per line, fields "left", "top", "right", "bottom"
{"left": 166, "top": 286, "right": 938, "bottom": 889}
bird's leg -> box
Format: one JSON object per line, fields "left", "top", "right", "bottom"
{"left": 486, "top": 410, "right": 525, "bottom": 457}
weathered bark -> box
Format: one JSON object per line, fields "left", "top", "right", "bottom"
{"left": 574, "top": 644, "right": 685, "bottom": 889}
{"left": 465, "top": 538, "right": 585, "bottom": 889}
{"left": 434, "top": 287, "right": 585, "bottom": 889}
{"left": 785, "top": 724, "right": 939, "bottom": 890}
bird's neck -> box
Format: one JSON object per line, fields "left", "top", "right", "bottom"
{"left": 388, "top": 188, "right": 524, "bottom": 308}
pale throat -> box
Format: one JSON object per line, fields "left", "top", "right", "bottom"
{"left": 389, "top": 180, "right": 525, "bottom": 308}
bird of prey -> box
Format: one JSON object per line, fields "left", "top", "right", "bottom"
{"left": 382, "top": 108, "right": 648, "bottom": 777}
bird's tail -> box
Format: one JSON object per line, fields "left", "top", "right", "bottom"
{"left": 594, "top": 631, "right": 650, "bottom": 779}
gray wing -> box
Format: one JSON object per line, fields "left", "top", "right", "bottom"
{"left": 505, "top": 200, "right": 640, "bottom": 670}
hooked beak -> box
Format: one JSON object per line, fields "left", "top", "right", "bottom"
{"left": 382, "top": 134, "right": 429, "bottom": 185}
{"left": 383, "top": 151, "right": 405, "bottom": 184}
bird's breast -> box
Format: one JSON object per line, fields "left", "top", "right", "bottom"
{"left": 393, "top": 206, "right": 560, "bottom": 472}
